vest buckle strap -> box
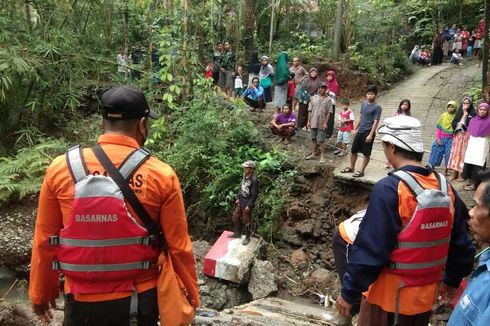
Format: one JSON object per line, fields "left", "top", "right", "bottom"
{"left": 52, "top": 261, "right": 61, "bottom": 270}
{"left": 129, "top": 289, "right": 138, "bottom": 326}
{"left": 48, "top": 236, "right": 60, "bottom": 246}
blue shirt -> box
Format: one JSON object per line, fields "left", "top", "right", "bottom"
{"left": 341, "top": 165, "right": 475, "bottom": 304}
{"left": 243, "top": 86, "right": 264, "bottom": 101}
{"left": 358, "top": 101, "right": 382, "bottom": 133}
{"left": 449, "top": 249, "right": 490, "bottom": 326}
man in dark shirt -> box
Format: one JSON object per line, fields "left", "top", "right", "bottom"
{"left": 336, "top": 116, "right": 474, "bottom": 325}
{"left": 218, "top": 41, "right": 236, "bottom": 97}
{"left": 341, "top": 85, "right": 382, "bottom": 178}
{"left": 229, "top": 160, "right": 258, "bottom": 245}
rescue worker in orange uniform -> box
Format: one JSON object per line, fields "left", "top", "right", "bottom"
{"left": 29, "top": 86, "right": 199, "bottom": 325}
{"left": 336, "top": 115, "right": 474, "bottom": 326}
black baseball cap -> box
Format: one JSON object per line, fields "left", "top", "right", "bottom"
{"left": 101, "top": 86, "right": 159, "bottom": 120}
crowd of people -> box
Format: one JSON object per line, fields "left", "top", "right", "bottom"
{"left": 409, "top": 18, "right": 485, "bottom": 66}
{"left": 31, "top": 23, "right": 490, "bottom": 325}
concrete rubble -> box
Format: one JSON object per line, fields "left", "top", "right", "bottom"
{"left": 192, "top": 297, "right": 334, "bottom": 325}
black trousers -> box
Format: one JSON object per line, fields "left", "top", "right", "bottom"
{"left": 326, "top": 105, "right": 335, "bottom": 138}
{"left": 63, "top": 288, "right": 159, "bottom": 326}
{"left": 244, "top": 97, "right": 266, "bottom": 110}
{"left": 332, "top": 228, "right": 361, "bottom": 315}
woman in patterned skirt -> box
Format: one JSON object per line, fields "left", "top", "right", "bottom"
{"left": 447, "top": 97, "right": 476, "bottom": 181}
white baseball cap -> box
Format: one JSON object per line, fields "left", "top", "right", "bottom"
{"left": 377, "top": 116, "right": 424, "bottom": 153}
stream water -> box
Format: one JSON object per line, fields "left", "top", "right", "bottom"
{"left": 0, "top": 268, "right": 29, "bottom": 303}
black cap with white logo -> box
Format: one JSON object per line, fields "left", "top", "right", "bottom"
{"left": 101, "top": 86, "right": 159, "bottom": 120}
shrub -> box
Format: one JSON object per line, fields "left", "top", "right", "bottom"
{"left": 148, "top": 85, "right": 294, "bottom": 239}
{"left": 0, "top": 138, "right": 68, "bottom": 203}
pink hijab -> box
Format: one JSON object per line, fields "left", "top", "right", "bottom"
{"left": 468, "top": 102, "right": 490, "bottom": 137}
{"left": 325, "top": 70, "right": 341, "bottom": 97}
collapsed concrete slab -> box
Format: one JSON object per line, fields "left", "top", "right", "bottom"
{"left": 193, "top": 297, "right": 334, "bottom": 325}
{"left": 203, "top": 230, "right": 261, "bottom": 284}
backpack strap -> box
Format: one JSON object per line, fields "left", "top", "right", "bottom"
{"left": 118, "top": 147, "right": 151, "bottom": 181}
{"left": 92, "top": 144, "right": 167, "bottom": 253}
{"left": 66, "top": 145, "right": 88, "bottom": 184}
{"left": 434, "top": 171, "right": 448, "bottom": 195}
{"left": 390, "top": 170, "right": 425, "bottom": 197}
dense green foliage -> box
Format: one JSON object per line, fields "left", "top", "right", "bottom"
{"left": 0, "top": 0, "right": 486, "bottom": 238}
{"left": 148, "top": 85, "right": 292, "bottom": 238}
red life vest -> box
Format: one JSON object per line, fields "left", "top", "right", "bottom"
{"left": 388, "top": 170, "right": 453, "bottom": 287}
{"left": 50, "top": 145, "right": 159, "bottom": 295}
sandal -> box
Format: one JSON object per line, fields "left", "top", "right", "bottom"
{"left": 337, "top": 152, "right": 347, "bottom": 157}
{"left": 304, "top": 154, "right": 316, "bottom": 160}
{"left": 353, "top": 171, "right": 364, "bottom": 178}
{"left": 456, "top": 178, "right": 465, "bottom": 182}
{"left": 463, "top": 185, "right": 476, "bottom": 191}
{"left": 340, "top": 167, "right": 354, "bottom": 173}
{"left": 319, "top": 159, "right": 326, "bottom": 164}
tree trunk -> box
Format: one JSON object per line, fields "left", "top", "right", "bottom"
{"left": 182, "top": 0, "right": 189, "bottom": 99}
{"left": 123, "top": 1, "right": 129, "bottom": 50}
{"left": 333, "top": 0, "right": 345, "bottom": 60}
{"left": 24, "top": 0, "right": 32, "bottom": 31}
{"left": 244, "top": 0, "right": 254, "bottom": 63}
{"left": 269, "top": 0, "right": 275, "bottom": 55}
{"left": 483, "top": 0, "right": 490, "bottom": 101}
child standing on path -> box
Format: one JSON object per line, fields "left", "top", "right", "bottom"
{"left": 341, "top": 85, "right": 382, "bottom": 178}
{"left": 234, "top": 65, "right": 244, "bottom": 98}
{"left": 428, "top": 100, "right": 457, "bottom": 175}
{"left": 384, "top": 99, "right": 412, "bottom": 169}
{"left": 334, "top": 99, "right": 354, "bottom": 157}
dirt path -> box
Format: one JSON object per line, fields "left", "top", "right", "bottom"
{"left": 255, "top": 62, "right": 480, "bottom": 206}
{"left": 333, "top": 62, "right": 480, "bottom": 205}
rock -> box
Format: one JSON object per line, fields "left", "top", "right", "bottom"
{"left": 286, "top": 205, "right": 309, "bottom": 221}
{"left": 294, "top": 220, "right": 314, "bottom": 236}
{"left": 294, "top": 176, "right": 307, "bottom": 184}
{"left": 248, "top": 260, "right": 278, "bottom": 300}
{"left": 193, "top": 240, "right": 211, "bottom": 262}
{"left": 0, "top": 302, "right": 63, "bottom": 326}
{"left": 290, "top": 184, "right": 308, "bottom": 196}
{"left": 313, "top": 219, "right": 323, "bottom": 238}
{"left": 199, "top": 277, "right": 250, "bottom": 310}
{"left": 299, "top": 165, "right": 321, "bottom": 176}
{"left": 290, "top": 249, "right": 309, "bottom": 267}
{"left": 307, "top": 268, "right": 334, "bottom": 289}
{"left": 0, "top": 210, "right": 36, "bottom": 273}
{"left": 285, "top": 235, "right": 303, "bottom": 246}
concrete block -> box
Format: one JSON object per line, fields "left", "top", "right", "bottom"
{"left": 203, "top": 231, "right": 260, "bottom": 284}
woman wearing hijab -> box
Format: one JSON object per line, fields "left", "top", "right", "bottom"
{"left": 462, "top": 102, "right": 490, "bottom": 190}
{"left": 447, "top": 97, "right": 476, "bottom": 181}
{"left": 431, "top": 32, "right": 445, "bottom": 65}
{"left": 247, "top": 51, "right": 261, "bottom": 85}
{"left": 297, "top": 67, "right": 321, "bottom": 130}
{"left": 325, "top": 70, "right": 341, "bottom": 138}
{"left": 273, "top": 52, "right": 289, "bottom": 111}
{"left": 259, "top": 56, "right": 274, "bottom": 103}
